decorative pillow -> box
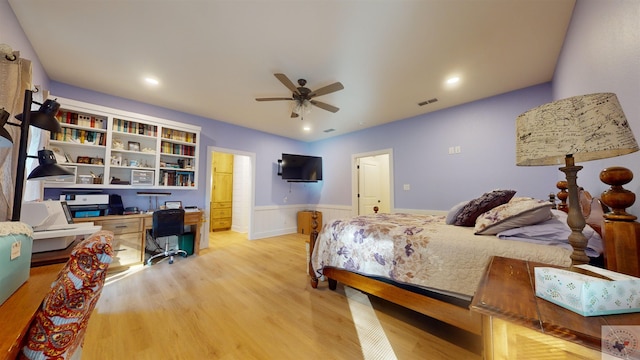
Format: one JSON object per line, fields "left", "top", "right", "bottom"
{"left": 20, "top": 230, "right": 114, "bottom": 360}
{"left": 474, "top": 197, "right": 553, "bottom": 235}
{"left": 453, "top": 189, "right": 516, "bottom": 226}
{"left": 445, "top": 200, "right": 469, "bottom": 224}
{"left": 496, "top": 209, "right": 604, "bottom": 257}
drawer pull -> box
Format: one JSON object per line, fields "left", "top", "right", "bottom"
{"left": 115, "top": 225, "right": 128, "bottom": 228}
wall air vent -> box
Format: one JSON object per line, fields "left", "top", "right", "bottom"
{"left": 418, "top": 98, "right": 438, "bottom": 106}
{"left": 323, "top": 128, "right": 336, "bottom": 133}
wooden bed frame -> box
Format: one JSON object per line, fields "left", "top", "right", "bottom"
{"left": 307, "top": 210, "right": 483, "bottom": 335}
{"left": 307, "top": 183, "right": 640, "bottom": 338}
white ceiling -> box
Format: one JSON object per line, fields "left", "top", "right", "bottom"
{"left": 8, "top": 0, "right": 576, "bottom": 142}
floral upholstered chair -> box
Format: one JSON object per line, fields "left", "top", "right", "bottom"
{"left": 18, "top": 230, "right": 114, "bottom": 360}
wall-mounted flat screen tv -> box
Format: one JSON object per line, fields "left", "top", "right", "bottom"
{"left": 279, "top": 153, "right": 323, "bottom": 182}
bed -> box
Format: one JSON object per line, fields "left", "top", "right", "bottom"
{"left": 308, "top": 187, "right": 612, "bottom": 336}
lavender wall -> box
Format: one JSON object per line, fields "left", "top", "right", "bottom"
{"left": 0, "top": 0, "right": 48, "bottom": 88}
{"left": 553, "top": 0, "right": 640, "bottom": 215}
{"left": 311, "top": 84, "right": 559, "bottom": 210}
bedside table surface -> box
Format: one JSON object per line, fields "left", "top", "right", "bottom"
{"left": 470, "top": 256, "right": 640, "bottom": 351}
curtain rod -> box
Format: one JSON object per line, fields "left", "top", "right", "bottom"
{"left": 0, "top": 43, "right": 17, "bottom": 61}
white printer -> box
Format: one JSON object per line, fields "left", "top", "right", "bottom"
{"left": 60, "top": 193, "right": 110, "bottom": 217}
{"left": 21, "top": 200, "right": 101, "bottom": 253}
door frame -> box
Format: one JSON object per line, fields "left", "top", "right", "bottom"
{"left": 351, "top": 148, "right": 394, "bottom": 216}
{"left": 204, "top": 146, "right": 256, "bottom": 246}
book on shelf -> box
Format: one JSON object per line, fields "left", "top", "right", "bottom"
{"left": 161, "top": 170, "right": 194, "bottom": 187}
{"left": 56, "top": 110, "right": 106, "bottom": 130}
{"left": 114, "top": 118, "right": 157, "bottom": 136}
{"left": 161, "top": 128, "right": 196, "bottom": 143}
{"left": 52, "top": 128, "right": 105, "bottom": 146}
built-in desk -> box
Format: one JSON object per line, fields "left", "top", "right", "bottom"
{"left": 142, "top": 210, "right": 204, "bottom": 255}
{"left": 0, "top": 263, "right": 64, "bottom": 360}
{"left": 34, "top": 210, "right": 204, "bottom": 271}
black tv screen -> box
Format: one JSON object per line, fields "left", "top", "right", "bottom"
{"left": 280, "top": 153, "right": 323, "bottom": 182}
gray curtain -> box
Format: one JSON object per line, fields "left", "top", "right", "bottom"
{"left": 0, "top": 50, "right": 33, "bottom": 220}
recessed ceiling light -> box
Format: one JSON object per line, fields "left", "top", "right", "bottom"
{"left": 144, "top": 77, "right": 159, "bottom": 86}
{"left": 446, "top": 76, "right": 460, "bottom": 84}
{"left": 303, "top": 126, "right": 311, "bottom": 132}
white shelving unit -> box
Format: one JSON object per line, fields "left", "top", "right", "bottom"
{"left": 45, "top": 97, "right": 200, "bottom": 190}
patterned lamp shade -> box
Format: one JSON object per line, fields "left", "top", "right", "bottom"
{"left": 516, "top": 93, "right": 639, "bottom": 166}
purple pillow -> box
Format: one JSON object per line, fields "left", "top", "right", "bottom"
{"left": 453, "top": 189, "right": 516, "bottom": 226}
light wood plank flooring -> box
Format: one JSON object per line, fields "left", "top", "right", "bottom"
{"left": 82, "top": 231, "right": 481, "bottom": 359}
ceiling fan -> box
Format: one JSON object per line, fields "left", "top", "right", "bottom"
{"left": 256, "top": 73, "right": 344, "bottom": 118}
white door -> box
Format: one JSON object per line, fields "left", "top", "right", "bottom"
{"left": 358, "top": 154, "right": 390, "bottom": 215}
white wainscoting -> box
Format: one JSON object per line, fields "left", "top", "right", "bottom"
{"left": 251, "top": 204, "right": 354, "bottom": 240}
{"left": 393, "top": 208, "right": 448, "bottom": 216}
{"left": 250, "top": 205, "right": 446, "bottom": 240}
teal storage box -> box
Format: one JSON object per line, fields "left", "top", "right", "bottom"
{"left": 0, "top": 228, "right": 34, "bottom": 306}
{"left": 178, "top": 233, "right": 194, "bottom": 256}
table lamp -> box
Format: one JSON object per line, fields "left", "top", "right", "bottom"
{"left": 516, "top": 93, "right": 639, "bottom": 265}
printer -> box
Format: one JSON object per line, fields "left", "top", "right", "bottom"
{"left": 21, "top": 200, "right": 101, "bottom": 253}
{"left": 60, "top": 193, "right": 110, "bottom": 217}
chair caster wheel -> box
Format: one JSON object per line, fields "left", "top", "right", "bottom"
{"left": 169, "top": 259, "right": 174, "bottom": 264}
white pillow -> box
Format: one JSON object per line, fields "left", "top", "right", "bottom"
{"left": 445, "top": 200, "right": 469, "bottom": 225}
{"left": 497, "top": 209, "right": 604, "bottom": 257}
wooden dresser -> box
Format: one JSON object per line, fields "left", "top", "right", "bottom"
{"left": 471, "top": 256, "right": 640, "bottom": 359}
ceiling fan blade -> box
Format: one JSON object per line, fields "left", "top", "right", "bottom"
{"left": 274, "top": 73, "right": 301, "bottom": 95}
{"left": 291, "top": 112, "right": 299, "bottom": 118}
{"left": 310, "top": 100, "right": 339, "bottom": 113}
{"left": 255, "top": 97, "right": 293, "bottom": 101}
{"left": 308, "top": 82, "right": 344, "bottom": 98}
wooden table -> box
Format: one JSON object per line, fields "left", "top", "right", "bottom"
{"left": 471, "top": 256, "right": 640, "bottom": 359}
{"left": 0, "top": 263, "right": 63, "bottom": 360}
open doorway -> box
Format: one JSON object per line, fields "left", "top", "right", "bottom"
{"left": 204, "top": 146, "right": 255, "bottom": 249}
{"left": 352, "top": 149, "right": 393, "bottom": 215}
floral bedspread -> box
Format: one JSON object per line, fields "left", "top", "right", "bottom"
{"left": 311, "top": 213, "right": 571, "bottom": 297}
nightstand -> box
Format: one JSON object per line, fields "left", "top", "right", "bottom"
{"left": 471, "top": 256, "right": 640, "bottom": 359}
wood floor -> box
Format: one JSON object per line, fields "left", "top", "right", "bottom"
{"left": 82, "top": 231, "right": 481, "bottom": 359}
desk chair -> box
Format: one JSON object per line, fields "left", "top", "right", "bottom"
{"left": 146, "top": 208, "right": 188, "bottom": 265}
{"left": 19, "top": 230, "right": 114, "bottom": 360}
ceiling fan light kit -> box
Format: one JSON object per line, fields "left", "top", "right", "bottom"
{"left": 256, "top": 73, "right": 344, "bottom": 119}
{"left": 292, "top": 99, "right": 312, "bottom": 118}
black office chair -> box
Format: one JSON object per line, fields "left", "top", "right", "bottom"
{"left": 146, "top": 208, "right": 188, "bottom": 265}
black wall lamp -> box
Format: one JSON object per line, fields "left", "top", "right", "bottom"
{"left": 0, "top": 108, "right": 12, "bottom": 147}
{"left": 0, "top": 89, "right": 74, "bottom": 221}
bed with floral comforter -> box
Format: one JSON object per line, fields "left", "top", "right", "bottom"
{"left": 310, "top": 212, "right": 576, "bottom": 298}
{"left": 308, "top": 189, "right": 606, "bottom": 336}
